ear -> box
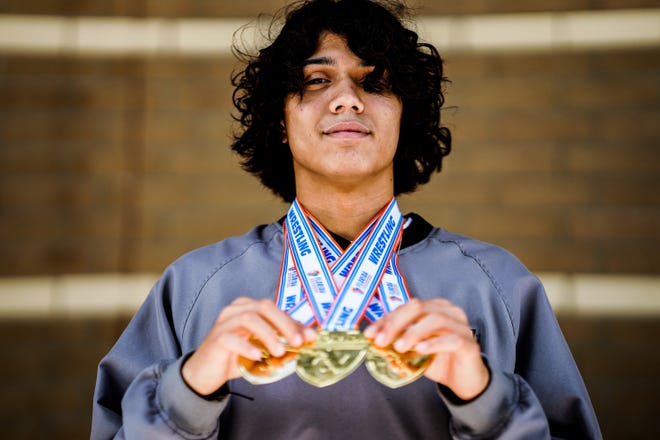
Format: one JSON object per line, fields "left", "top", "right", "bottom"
{"left": 281, "top": 120, "right": 288, "bottom": 143}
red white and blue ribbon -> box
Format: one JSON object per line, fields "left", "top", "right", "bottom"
{"left": 276, "top": 198, "right": 411, "bottom": 330}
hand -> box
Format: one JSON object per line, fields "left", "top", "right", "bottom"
{"left": 364, "top": 298, "right": 489, "bottom": 400}
{"left": 181, "top": 297, "right": 316, "bottom": 395}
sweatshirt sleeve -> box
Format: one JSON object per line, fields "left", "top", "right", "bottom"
{"left": 91, "top": 269, "right": 227, "bottom": 439}
{"left": 115, "top": 357, "right": 227, "bottom": 439}
{"left": 437, "top": 236, "right": 602, "bottom": 439}
{"left": 511, "top": 274, "right": 602, "bottom": 439}
{"left": 439, "top": 280, "right": 602, "bottom": 439}
{"left": 439, "top": 367, "right": 551, "bottom": 439}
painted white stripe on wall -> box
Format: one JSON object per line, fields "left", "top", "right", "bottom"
{"left": 539, "top": 274, "right": 660, "bottom": 316}
{"left": 0, "top": 273, "right": 658, "bottom": 317}
{"left": 418, "top": 10, "right": 660, "bottom": 52}
{"left": 0, "top": 274, "right": 156, "bottom": 317}
{"left": 0, "top": 9, "right": 658, "bottom": 56}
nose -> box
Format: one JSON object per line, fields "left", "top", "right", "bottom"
{"left": 329, "top": 79, "right": 364, "bottom": 114}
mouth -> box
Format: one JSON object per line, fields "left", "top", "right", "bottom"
{"left": 322, "top": 121, "right": 371, "bottom": 139}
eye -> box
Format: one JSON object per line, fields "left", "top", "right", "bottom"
{"left": 303, "top": 76, "right": 330, "bottom": 89}
{"left": 361, "top": 68, "right": 390, "bottom": 94}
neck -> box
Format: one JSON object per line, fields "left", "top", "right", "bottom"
{"left": 296, "top": 186, "right": 394, "bottom": 241}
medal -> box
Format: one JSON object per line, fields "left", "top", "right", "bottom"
{"left": 296, "top": 330, "right": 368, "bottom": 387}
{"left": 365, "top": 344, "right": 432, "bottom": 388}
{"left": 240, "top": 198, "right": 431, "bottom": 388}
{"left": 238, "top": 337, "right": 299, "bottom": 385}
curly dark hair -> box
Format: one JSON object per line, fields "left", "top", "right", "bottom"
{"left": 231, "top": 0, "right": 452, "bottom": 202}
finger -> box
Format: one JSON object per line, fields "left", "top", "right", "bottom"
{"left": 215, "top": 296, "right": 265, "bottom": 323}
{"left": 220, "top": 309, "right": 291, "bottom": 357}
{"left": 367, "top": 298, "right": 427, "bottom": 347}
{"left": 393, "top": 311, "right": 473, "bottom": 353}
{"left": 217, "top": 296, "right": 288, "bottom": 322}
{"left": 252, "top": 299, "right": 309, "bottom": 348}
{"left": 218, "top": 298, "right": 307, "bottom": 351}
{"left": 218, "top": 332, "right": 265, "bottom": 360}
{"left": 414, "top": 333, "right": 465, "bottom": 355}
{"left": 402, "top": 298, "right": 468, "bottom": 325}
{"left": 302, "top": 326, "right": 317, "bottom": 343}
{"left": 363, "top": 298, "right": 453, "bottom": 339}
{"left": 362, "top": 324, "right": 376, "bottom": 339}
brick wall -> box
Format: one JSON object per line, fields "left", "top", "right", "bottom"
{"left": 1, "top": 0, "right": 659, "bottom": 16}
{"left": 404, "top": 48, "right": 660, "bottom": 274}
{"left": 1, "top": 315, "right": 657, "bottom": 439}
{"left": 1, "top": 1, "right": 659, "bottom": 439}
{"left": 2, "top": 47, "right": 658, "bottom": 275}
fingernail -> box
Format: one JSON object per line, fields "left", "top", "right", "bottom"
{"left": 304, "top": 328, "right": 317, "bottom": 341}
{"left": 291, "top": 334, "right": 302, "bottom": 347}
{"left": 363, "top": 326, "right": 375, "bottom": 338}
{"left": 375, "top": 333, "right": 387, "bottom": 347}
{"left": 394, "top": 338, "right": 406, "bottom": 352}
{"left": 271, "top": 344, "right": 285, "bottom": 357}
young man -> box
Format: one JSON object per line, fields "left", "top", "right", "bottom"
{"left": 92, "top": 1, "right": 601, "bottom": 438}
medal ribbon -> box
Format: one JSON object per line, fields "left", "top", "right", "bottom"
{"left": 276, "top": 198, "right": 411, "bottom": 330}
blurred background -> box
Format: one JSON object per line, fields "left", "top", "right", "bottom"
{"left": 0, "top": 0, "right": 658, "bottom": 438}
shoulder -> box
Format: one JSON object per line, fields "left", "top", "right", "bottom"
{"left": 428, "top": 229, "right": 528, "bottom": 277}
{"left": 147, "top": 221, "right": 284, "bottom": 340}
{"left": 153, "top": 221, "right": 283, "bottom": 309}
{"left": 168, "top": 221, "right": 283, "bottom": 277}
{"left": 402, "top": 219, "right": 547, "bottom": 336}
{"left": 403, "top": 216, "right": 530, "bottom": 282}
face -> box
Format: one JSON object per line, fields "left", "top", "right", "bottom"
{"left": 283, "top": 33, "right": 403, "bottom": 194}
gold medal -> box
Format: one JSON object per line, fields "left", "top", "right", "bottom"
{"left": 296, "top": 330, "right": 368, "bottom": 387}
{"left": 365, "top": 344, "right": 432, "bottom": 388}
{"left": 238, "top": 337, "right": 299, "bottom": 385}
{"left": 238, "top": 331, "right": 431, "bottom": 388}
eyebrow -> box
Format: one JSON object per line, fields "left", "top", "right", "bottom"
{"left": 302, "top": 56, "right": 371, "bottom": 68}
{"left": 303, "top": 56, "right": 335, "bottom": 67}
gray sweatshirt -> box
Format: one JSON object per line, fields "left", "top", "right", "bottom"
{"left": 92, "top": 215, "right": 601, "bottom": 439}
